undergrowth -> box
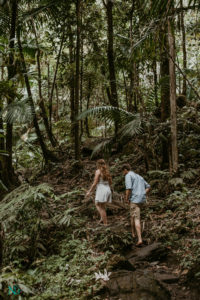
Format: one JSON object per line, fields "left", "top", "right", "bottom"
{"left": 0, "top": 184, "right": 133, "bottom": 299}
{"left": 145, "top": 188, "right": 200, "bottom": 280}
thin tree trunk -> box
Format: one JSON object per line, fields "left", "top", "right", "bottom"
{"left": 47, "top": 62, "right": 50, "bottom": 98}
{"left": 49, "top": 31, "right": 65, "bottom": 132}
{"left": 160, "top": 25, "right": 170, "bottom": 169}
{"left": 128, "top": 0, "right": 137, "bottom": 112}
{"left": 103, "top": 0, "right": 119, "bottom": 133}
{"left": 0, "top": 223, "right": 3, "bottom": 269}
{"left": 168, "top": 16, "right": 178, "bottom": 173}
{"left": 0, "top": 98, "right": 4, "bottom": 150}
{"left": 55, "top": 84, "right": 59, "bottom": 122}
{"left": 122, "top": 69, "right": 128, "bottom": 111}
{"left": 80, "top": 23, "right": 84, "bottom": 139}
{"left": 85, "top": 77, "right": 91, "bottom": 138}
{"left": 180, "top": 0, "right": 187, "bottom": 95}
{"left": 17, "top": 27, "right": 58, "bottom": 163}
{"left": 74, "top": 0, "right": 81, "bottom": 159}
{"left": 153, "top": 59, "right": 159, "bottom": 107}
{"left": 69, "top": 25, "right": 75, "bottom": 138}
{"left": 6, "top": 0, "right": 17, "bottom": 182}
{"left": 31, "top": 19, "right": 57, "bottom": 147}
{"left": 160, "top": 30, "right": 170, "bottom": 122}
{"left": 0, "top": 95, "right": 11, "bottom": 192}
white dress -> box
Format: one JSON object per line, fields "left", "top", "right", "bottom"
{"left": 95, "top": 177, "right": 112, "bottom": 203}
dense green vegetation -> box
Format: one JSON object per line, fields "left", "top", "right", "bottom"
{"left": 0, "top": 0, "right": 200, "bottom": 299}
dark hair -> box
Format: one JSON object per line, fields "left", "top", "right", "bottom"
{"left": 121, "top": 164, "right": 131, "bottom": 171}
{"left": 97, "top": 159, "right": 112, "bottom": 185}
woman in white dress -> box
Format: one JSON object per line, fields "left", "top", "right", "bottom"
{"left": 86, "top": 159, "right": 112, "bottom": 225}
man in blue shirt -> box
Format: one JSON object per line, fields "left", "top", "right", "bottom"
{"left": 122, "top": 164, "right": 150, "bottom": 246}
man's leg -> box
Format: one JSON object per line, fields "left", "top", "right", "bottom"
{"left": 135, "top": 218, "right": 142, "bottom": 245}
{"left": 130, "top": 203, "right": 142, "bottom": 244}
{"left": 130, "top": 216, "right": 136, "bottom": 238}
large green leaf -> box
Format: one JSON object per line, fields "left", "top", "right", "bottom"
{"left": 78, "top": 106, "right": 138, "bottom": 125}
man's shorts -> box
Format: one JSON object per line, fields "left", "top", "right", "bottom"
{"left": 130, "top": 203, "right": 141, "bottom": 221}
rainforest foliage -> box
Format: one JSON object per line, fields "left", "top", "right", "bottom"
{"left": 0, "top": 0, "right": 200, "bottom": 299}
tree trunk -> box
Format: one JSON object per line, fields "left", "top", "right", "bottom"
{"left": 180, "top": 0, "right": 187, "bottom": 96}
{"left": 0, "top": 98, "right": 4, "bottom": 151}
{"left": 128, "top": 1, "right": 137, "bottom": 112}
{"left": 74, "top": 0, "right": 81, "bottom": 160}
{"left": 160, "top": 30, "right": 170, "bottom": 122}
{"left": 69, "top": 25, "right": 75, "bottom": 138}
{"left": 80, "top": 23, "right": 84, "bottom": 140}
{"left": 6, "top": 0, "right": 17, "bottom": 183}
{"left": 122, "top": 69, "right": 128, "bottom": 111}
{"left": 0, "top": 222, "right": 3, "bottom": 269}
{"left": 85, "top": 77, "right": 92, "bottom": 138}
{"left": 31, "top": 19, "right": 57, "bottom": 147}
{"left": 168, "top": 16, "right": 178, "bottom": 173}
{"left": 55, "top": 84, "right": 59, "bottom": 122}
{"left": 17, "top": 27, "right": 58, "bottom": 163}
{"left": 160, "top": 25, "right": 170, "bottom": 169}
{"left": 49, "top": 31, "right": 65, "bottom": 133}
{"left": 153, "top": 59, "right": 159, "bottom": 107}
{"left": 47, "top": 62, "right": 50, "bottom": 98}
{"left": 103, "top": 0, "right": 119, "bottom": 133}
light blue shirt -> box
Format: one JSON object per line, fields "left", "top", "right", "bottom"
{"left": 125, "top": 171, "right": 150, "bottom": 204}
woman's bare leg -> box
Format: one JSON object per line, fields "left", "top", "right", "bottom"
{"left": 95, "top": 202, "right": 102, "bottom": 222}
{"left": 100, "top": 203, "right": 107, "bottom": 225}
{"left": 95, "top": 203, "right": 107, "bottom": 225}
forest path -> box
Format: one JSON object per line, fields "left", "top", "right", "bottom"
{"left": 35, "top": 159, "right": 193, "bottom": 300}
{"left": 86, "top": 213, "right": 191, "bottom": 300}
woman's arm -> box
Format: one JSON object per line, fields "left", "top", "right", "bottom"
{"left": 86, "top": 170, "right": 100, "bottom": 197}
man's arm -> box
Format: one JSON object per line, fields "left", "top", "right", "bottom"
{"left": 145, "top": 187, "right": 150, "bottom": 194}
{"left": 125, "top": 173, "right": 133, "bottom": 203}
{"left": 125, "top": 189, "right": 131, "bottom": 203}
{"left": 144, "top": 180, "right": 151, "bottom": 194}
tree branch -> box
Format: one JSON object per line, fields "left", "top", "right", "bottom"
{"left": 175, "top": 5, "right": 200, "bottom": 13}
{"left": 164, "top": 44, "right": 200, "bottom": 101}
{"left": 102, "top": 0, "right": 107, "bottom": 9}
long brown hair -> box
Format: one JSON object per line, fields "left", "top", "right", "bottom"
{"left": 97, "top": 159, "right": 112, "bottom": 185}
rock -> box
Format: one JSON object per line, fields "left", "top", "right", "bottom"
{"left": 107, "top": 255, "right": 135, "bottom": 272}
{"left": 155, "top": 273, "right": 179, "bottom": 284}
{"left": 126, "top": 242, "right": 169, "bottom": 266}
{"left": 105, "top": 270, "right": 171, "bottom": 300}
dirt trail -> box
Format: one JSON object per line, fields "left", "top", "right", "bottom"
{"left": 86, "top": 213, "right": 192, "bottom": 300}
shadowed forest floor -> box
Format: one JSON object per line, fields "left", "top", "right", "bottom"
{"left": 29, "top": 156, "right": 199, "bottom": 300}
{"left": 0, "top": 153, "right": 199, "bottom": 299}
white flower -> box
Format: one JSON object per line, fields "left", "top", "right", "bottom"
{"left": 95, "top": 269, "right": 111, "bottom": 281}
{"left": 64, "top": 264, "right": 69, "bottom": 271}
{"left": 67, "top": 278, "right": 82, "bottom": 286}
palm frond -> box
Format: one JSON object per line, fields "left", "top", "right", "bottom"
{"left": 145, "top": 75, "right": 170, "bottom": 110}
{"left": 91, "top": 138, "right": 114, "bottom": 158}
{"left": 119, "top": 119, "right": 142, "bottom": 139}
{"left": 0, "top": 10, "right": 10, "bottom": 36}
{"left": 0, "top": 80, "right": 18, "bottom": 98}
{"left": 21, "top": 1, "right": 56, "bottom": 21}
{"left": 78, "top": 106, "right": 137, "bottom": 125}
{"left": 2, "top": 98, "right": 34, "bottom": 124}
